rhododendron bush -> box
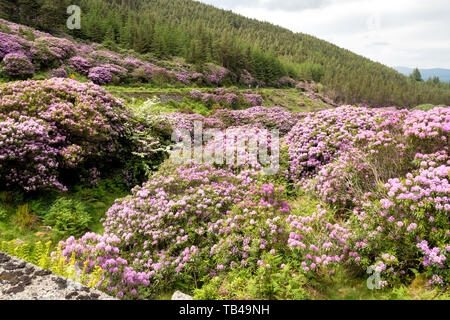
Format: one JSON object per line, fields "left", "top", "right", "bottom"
{"left": 56, "top": 162, "right": 258, "bottom": 298}
{"left": 188, "top": 89, "right": 264, "bottom": 109}
{"left": 54, "top": 162, "right": 359, "bottom": 299}
{"left": 0, "top": 78, "right": 169, "bottom": 191}
{"left": 295, "top": 106, "right": 450, "bottom": 287}
{"left": 286, "top": 106, "right": 380, "bottom": 181}
{"left": 0, "top": 19, "right": 273, "bottom": 87}
{"left": 211, "top": 106, "right": 303, "bottom": 136}
{"left": 2, "top": 52, "right": 35, "bottom": 77}
{"left": 49, "top": 104, "right": 449, "bottom": 299}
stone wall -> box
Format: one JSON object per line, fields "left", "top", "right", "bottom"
{"left": 0, "top": 251, "right": 115, "bottom": 300}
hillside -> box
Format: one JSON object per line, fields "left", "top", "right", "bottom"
{"left": 0, "top": 0, "right": 449, "bottom": 303}
{"left": 1, "top": 0, "right": 450, "bottom": 107}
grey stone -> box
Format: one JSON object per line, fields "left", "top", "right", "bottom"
{"left": 171, "top": 290, "right": 193, "bottom": 300}
{"left": 0, "top": 251, "right": 116, "bottom": 300}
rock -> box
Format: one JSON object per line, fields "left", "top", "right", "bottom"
{"left": 67, "top": 279, "right": 83, "bottom": 291}
{"left": 13, "top": 239, "right": 26, "bottom": 246}
{"left": 94, "top": 202, "right": 106, "bottom": 208}
{"left": 171, "top": 291, "right": 193, "bottom": 300}
{"left": 0, "top": 251, "right": 116, "bottom": 300}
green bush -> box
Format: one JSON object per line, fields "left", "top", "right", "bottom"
{"left": 194, "top": 266, "right": 309, "bottom": 300}
{"left": 0, "top": 205, "right": 8, "bottom": 221}
{"left": 44, "top": 198, "right": 91, "bottom": 238}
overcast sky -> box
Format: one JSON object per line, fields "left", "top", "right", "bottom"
{"left": 197, "top": 0, "right": 450, "bottom": 69}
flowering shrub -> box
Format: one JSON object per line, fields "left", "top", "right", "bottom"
{"left": 204, "top": 64, "right": 228, "bottom": 85}
{"left": 55, "top": 165, "right": 360, "bottom": 299}
{"left": 305, "top": 149, "right": 373, "bottom": 209}
{"left": 209, "top": 185, "right": 353, "bottom": 277}
{"left": 286, "top": 106, "right": 379, "bottom": 182}
{"left": 122, "top": 57, "right": 143, "bottom": 71}
{"left": 239, "top": 69, "right": 262, "bottom": 87}
{"left": 48, "top": 67, "right": 68, "bottom": 78}
{"left": 0, "top": 78, "right": 167, "bottom": 191}
{"left": 89, "top": 50, "right": 123, "bottom": 65}
{"left": 347, "top": 158, "right": 449, "bottom": 287}
{"left": 278, "top": 76, "right": 297, "bottom": 88}
{"left": 300, "top": 106, "right": 450, "bottom": 287}
{"left": 164, "top": 112, "right": 225, "bottom": 135}
{"left": 2, "top": 52, "right": 34, "bottom": 77}
{"left": 242, "top": 93, "right": 264, "bottom": 106}
{"left": 101, "top": 64, "right": 128, "bottom": 81}
{"left": 34, "top": 37, "right": 76, "bottom": 60}
{"left": 88, "top": 67, "right": 112, "bottom": 85}
{"left": 0, "top": 32, "right": 29, "bottom": 60}
{"left": 189, "top": 89, "right": 242, "bottom": 108}
{"left": 212, "top": 106, "right": 301, "bottom": 136}
{"left": 202, "top": 125, "right": 279, "bottom": 174}
{"left": 68, "top": 56, "right": 92, "bottom": 75}
{"left": 306, "top": 107, "right": 449, "bottom": 209}
{"left": 56, "top": 162, "right": 258, "bottom": 299}
{"left": 0, "top": 115, "right": 65, "bottom": 191}
{"left": 173, "top": 69, "right": 190, "bottom": 84}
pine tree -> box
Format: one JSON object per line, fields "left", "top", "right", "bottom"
{"left": 410, "top": 68, "right": 423, "bottom": 82}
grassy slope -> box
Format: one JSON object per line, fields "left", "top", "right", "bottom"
{"left": 107, "top": 86, "right": 332, "bottom": 115}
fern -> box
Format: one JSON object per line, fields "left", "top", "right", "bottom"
{"left": 0, "top": 240, "right": 104, "bottom": 290}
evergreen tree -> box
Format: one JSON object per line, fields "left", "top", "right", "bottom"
{"left": 410, "top": 68, "right": 424, "bottom": 82}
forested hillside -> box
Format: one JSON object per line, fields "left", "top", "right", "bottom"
{"left": 1, "top": 0, "right": 450, "bottom": 107}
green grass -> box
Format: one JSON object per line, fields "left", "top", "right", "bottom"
{"left": 412, "top": 104, "right": 448, "bottom": 111}
{"left": 0, "top": 178, "right": 130, "bottom": 245}
{"left": 312, "top": 267, "right": 448, "bottom": 300}
{"left": 108, "top": 87, "right": 333, "bottom": 119}
{"left": 260, "top": 89, "right": 331, "bottom": 113}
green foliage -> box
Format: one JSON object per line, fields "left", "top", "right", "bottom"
{"left": 16, "top": 204, "right": 37, "bottom": 230}
{"left": 409, "top": 68, "right": 423, "bottom": 82}
{"left": 298, "top": 62, "right": 325, "bottom": 82}
{"left": 412, "top": 104, "right": 447, "bottom": 111}
{"left": 194, "top": 266, "right": 309, "bottom": 300}
{"left": 0, "top": 204, "right": 8, "bottom": 221}
{"left": 44, "top": 198, "right": 91, "bottom": 238}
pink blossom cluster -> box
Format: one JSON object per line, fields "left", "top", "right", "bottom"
{"left": 189, "top": 89, "right": 241, "bottom": 108}
{"left": 56, "top": 163, "right": 259, "bottom": 299}
{"left": 0, "top": 19, "right": 241, "bottom": 87}
{"left": 212, "top": 106, "right": 303, "bottom": 136}
{"left": 286, "top": 106, "right": 380, "bottom": 182}
{"left": 277, "top": 76, "right": 297, "bottom": 88}
{"left": 0, "top": 78, "right": 151, "bottom": 191}
{"left": 88, "top": 66, "right": 113, "bottom": 85}
{"left": 242, "top": 93, "right": 264, "bottom": 106}
{"left": 2, "top": 51, "right": 34, "bottom": 77}
{"left": 204, "top": 64, "right": 228, "bottom": 85}
{"left": 68, "top": 56, "right": 92, "bottom": 75}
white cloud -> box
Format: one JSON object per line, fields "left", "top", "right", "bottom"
{"left": 197, "top": 0, "right": 450, "bottom": 68}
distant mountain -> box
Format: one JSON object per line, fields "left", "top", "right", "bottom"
{"left": 394, "top": 67, "right": 450, "bottom": 83}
